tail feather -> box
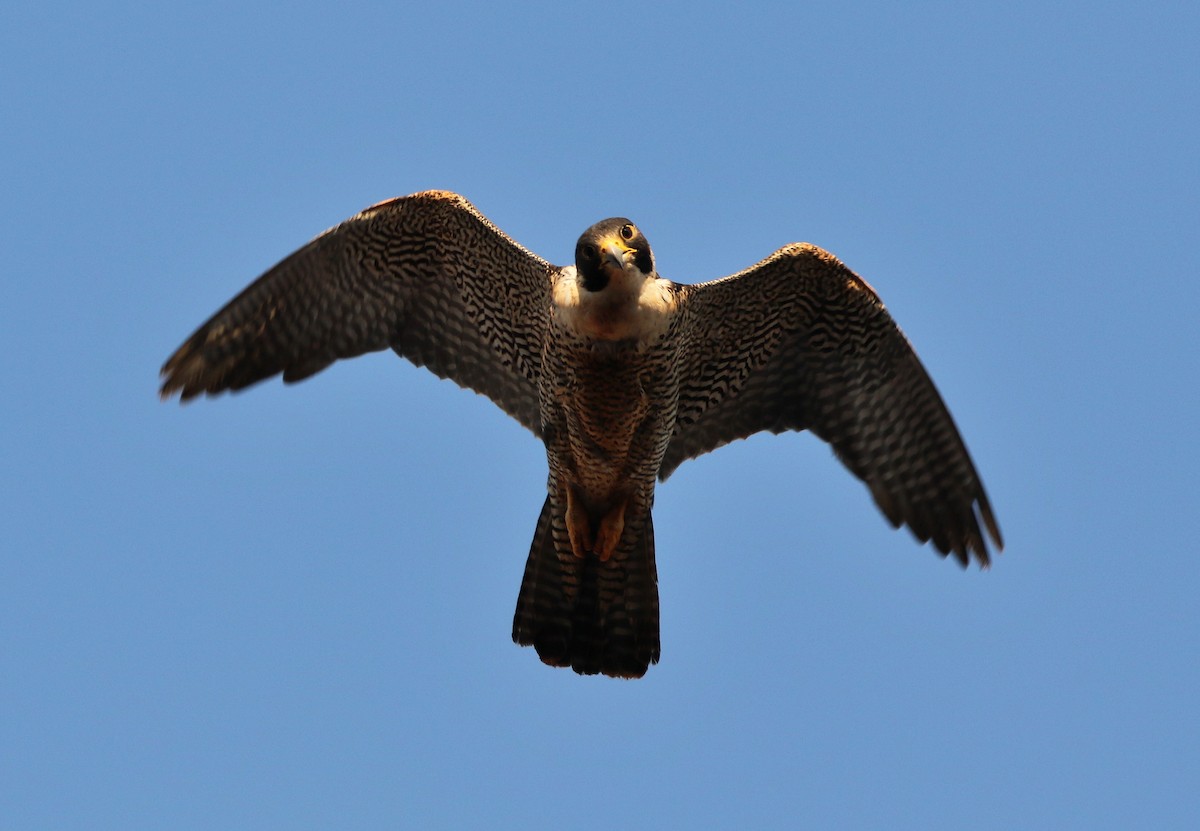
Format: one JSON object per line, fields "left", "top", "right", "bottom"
{"left": 512, "top": 496, "right": 660, "bottom": 678}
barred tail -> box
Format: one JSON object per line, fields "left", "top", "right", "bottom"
{"left": 512, "top": 496, "right": 660, "bottom": 678}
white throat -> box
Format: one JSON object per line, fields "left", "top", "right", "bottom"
{"left": 553, "top": 265, "right": 673, "bottom": 344}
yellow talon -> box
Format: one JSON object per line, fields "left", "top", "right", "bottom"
{"left": 565, "top": 484, "right": 593, "bottom": 559}
{"left": 594, "top": 498, "right": 628, "bottom": 562}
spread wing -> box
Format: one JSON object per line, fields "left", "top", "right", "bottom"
{"left": 662, "top": 243, "right": 1002, "bottom": 566}
{"left": 160, "top": 190, "right": 552, "bottom": 434}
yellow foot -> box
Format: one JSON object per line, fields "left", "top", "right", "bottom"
{"left": 565, "top": 485, "right": 593, "bottom": 559}
{"left": 594, "top": 498, "right": 628, "bottom": 562}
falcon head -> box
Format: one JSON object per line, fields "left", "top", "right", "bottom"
{"left": 575, "top": 218, "right": 654, "bottom": 293}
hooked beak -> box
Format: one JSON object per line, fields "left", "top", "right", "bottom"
{"left": 600, "top": 237, "right": 631, "bottom": 272}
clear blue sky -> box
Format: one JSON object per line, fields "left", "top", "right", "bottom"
{"left": 3, "top": 2, "right": 1197, "bottom": 829}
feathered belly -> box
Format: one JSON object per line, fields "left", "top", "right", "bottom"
{"left": 550, "top": 347, "right": 671, "bottom": 505}
{"left": 566, "top": 381, "right": 650, "bottom": 490}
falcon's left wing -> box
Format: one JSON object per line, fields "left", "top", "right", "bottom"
{"left": 662, "top": 243, "right": 1002, "bottom": 567}
{"left": 160, "top": 191, "right": 552, "bottom": 434}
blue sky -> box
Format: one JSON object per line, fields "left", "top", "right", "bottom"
{"left": 3, "top": 2, "right": 1197, "bottom": 828}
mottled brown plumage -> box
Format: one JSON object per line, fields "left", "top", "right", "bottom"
{"left": 161, "top": 190, "right": 1002, "bottom": 678}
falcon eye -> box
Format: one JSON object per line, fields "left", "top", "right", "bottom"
{"left": 582, "top": 243, "right": 598, "bottom": 260}
{"left": 620, "top": 224, "right": 636, "bottom": 241}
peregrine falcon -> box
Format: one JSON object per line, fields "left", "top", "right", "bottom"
{"left": 161, "top": 190, "right": 1002, "bottom": 678}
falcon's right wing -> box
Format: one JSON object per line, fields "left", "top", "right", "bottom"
{"left": 662, "top": 243, "right": 1001, "bottom": 567}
